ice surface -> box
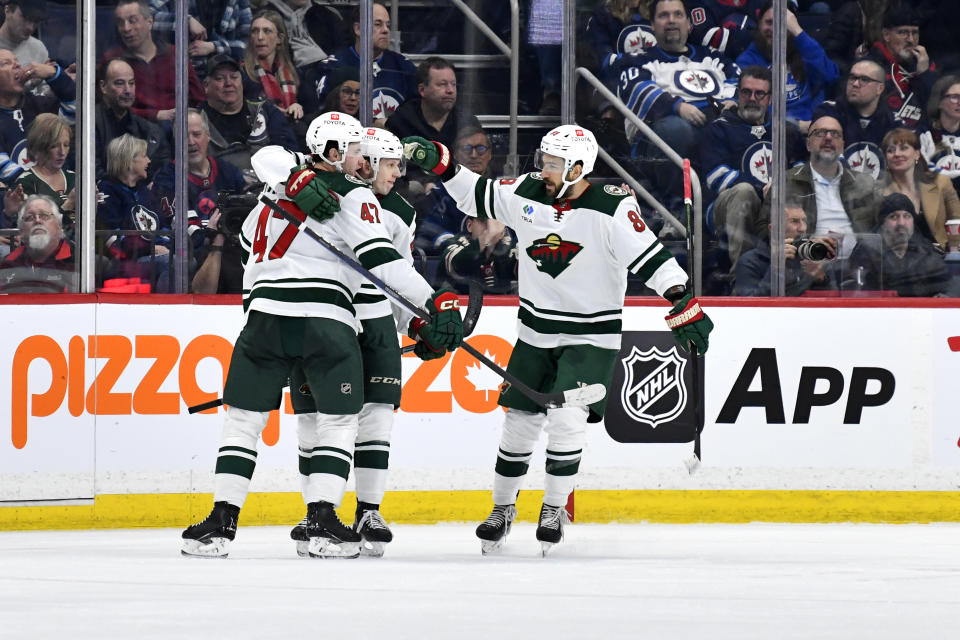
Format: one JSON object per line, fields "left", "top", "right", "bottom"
{"left": 2, "top": 522, "right": 959, "bottom": 639}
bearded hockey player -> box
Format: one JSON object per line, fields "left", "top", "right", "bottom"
{"left": 288, "top": 127, "right": 420, "bottom": 557}
{"left": 181, "top": 112, "right": 462, "bottom": 559}
{"left": 402, "top": 125, "right": 714, "bottom": 555}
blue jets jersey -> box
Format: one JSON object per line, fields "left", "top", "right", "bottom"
{"left": 688, "top": 0, "right": 765, "bottom": 59}
{"left": 584, "top": 8, "right": 656, "bottom": 72}
{"left": 812, "top": 99, "right": 902, "bottom": 180}
{"left": 613, "top": 44, "right": 739, "bottom": 125}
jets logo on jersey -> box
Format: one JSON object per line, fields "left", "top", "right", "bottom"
{"left": 935, "top": 153, "right": 960, "bottom": 176}
{"left": 742, "top": 140, "right": 772, "bottom": 184}
{"left": 526, "top": 233, "right": 582, "bottom": 278}
{"left": 845, "top": 142, "right": 883, "bottom": 180}
{"left": 620, "top": 25, "right": 656, "bottom": 55}
{"left": 250, "top": 113, "right": 267, "bottom": 139}
{"left": 677, "top": 69, "right": 718, "bottom": 97}
{"left": 619, "top": 345, "right": 687, "bottom": 429}
{"left": 132, "top": 204, "right": 161, "bottom": 239}
{"left": 372, "top": 88, "right": 404, "bottom": 120}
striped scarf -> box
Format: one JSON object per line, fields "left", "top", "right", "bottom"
{"left": 256, "top": 59, "right": 297, "bottom": 109}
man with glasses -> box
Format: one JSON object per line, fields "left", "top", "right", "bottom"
{"left": 813, "top": 59, "right": 901, "bottom": 180}
{"left": 701, "top": 66, "right": 803, "bottom": 269}
{"left": 758, "top": 115, "right": 880, "bottom": 261}
{"left": 0, "top": 194, "right": 75, "bottom": 292}
{"left": 867, "top": 6, "right": 938, "bottom": 129}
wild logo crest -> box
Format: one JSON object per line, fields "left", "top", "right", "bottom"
{"left": 525, "top": 233, "right": 582, "bottom": 278}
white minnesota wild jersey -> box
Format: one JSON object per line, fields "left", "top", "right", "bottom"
{"left": 238, "top": 170, "right": 433, "bottom": 329}
{"left": 353, "top": 190, "right": 417, "bottom": 321}
{"left": 443, "top": 167, "right": 688, "bottom": 349}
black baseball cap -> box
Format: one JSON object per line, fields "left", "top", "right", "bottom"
{"left": 883, "top": 7, "right": 920, "bottom": 29}
{"left": 6, "top": 0, "right": 46, "bottom": 21}
{"left": 206, "top": 54, "right": 241, "bottom": 76}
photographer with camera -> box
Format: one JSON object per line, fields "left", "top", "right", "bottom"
{"left": 734, "top": 202, "right": 837, "bottom": 296}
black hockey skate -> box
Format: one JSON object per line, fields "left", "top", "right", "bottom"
{"left": 535, "top": 503, "right": 570, "bottom": 557}
{"left": 475, "top": 504, "right": 517, "bottom": 555}
{"left": 354, "top": 502, "right": 393, "bottom": 558}
{"left": 181, "top": 501, "right": 240, "bottom": 558}
{"left": 305, "top": 501, "right": 361, "bottom": 558}
{"left": 290, "top": 512, "right": 309, "bottom": 558}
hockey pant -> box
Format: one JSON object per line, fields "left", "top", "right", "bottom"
{"left": 492, "top": 407, "right": 588, "bottom": 507}
{"left": 297, "top": 403, "right": 393, "bottom": 505}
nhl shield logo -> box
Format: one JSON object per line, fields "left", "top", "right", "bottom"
{"left": 619, "top": 345, "right": 687, "bottom": 429}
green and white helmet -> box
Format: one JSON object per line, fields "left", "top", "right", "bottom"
{"left": 535, "top": 124, "right": 598, "bottom": 198}
{"left": 360, "top": 127, "right": 406, "bottom": 182}
{"left": 305, "top": 111, "right": 363, "bottom": 171}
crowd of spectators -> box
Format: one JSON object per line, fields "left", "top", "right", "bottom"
{"left": 0, "top": 0, "right": 959, "bottom": 298}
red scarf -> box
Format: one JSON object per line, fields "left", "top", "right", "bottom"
{"left": 256, "top": 58, "right": 297, "bottom": 109}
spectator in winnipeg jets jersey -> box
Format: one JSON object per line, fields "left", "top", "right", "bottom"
{"left": 612, "top": 0, "right": 739, "bottom": 200}
{"left": 700, "top": 66, "right": 803, "bottom": 266}
{"left": 812, "top": 59, "right": 900, "bottom": 181}
{"left": 0, "top": 48, "right": 74, "bottom": 185}
{"left": 757, "top": 115, "right": 881, "bottom": 260}
{"left": 584, "top": 0, "right": 655, "bottom": 83}
{"left": 200, "top": 54, "right": 297, "bottom": 178}
{"left": 919, "top": 75, "right": 960, "bottom": 194}
{"left": 735, "top": 1, "right": 838, "bottom": 134}
{"left": 685, "top": 0, "right": 767, "bottom": 60}
{"left": 300, "top": 3, "right": 415, "bottom": 127}
{"left": 866, "top": 6, "right": 938, "bottom": 130}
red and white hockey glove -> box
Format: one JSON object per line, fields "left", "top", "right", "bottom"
{"left": 664, "top": 291, "right": 714, "bottom": 356}
{"left": 408, "top": 289, "right": 463, "bottom": 360}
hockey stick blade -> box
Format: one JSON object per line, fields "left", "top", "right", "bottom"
{"left": 258, "top": 195, "right": 577, "bottom": 411}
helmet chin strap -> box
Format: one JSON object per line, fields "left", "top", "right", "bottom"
{"left": 554, "top": 166, "right": 582, "bottom": 200}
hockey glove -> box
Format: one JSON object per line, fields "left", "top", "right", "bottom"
{"left": 286, "top": 165, "right": 339, "bottom": 223}
{"left": 664, "top": 291, "right": 713, "bottom": 356}
{"left": 408, "top": 289, "right": 463, "bottom": 354}
{"left": 401, "top": 136, "right": 452, "bottom": 176}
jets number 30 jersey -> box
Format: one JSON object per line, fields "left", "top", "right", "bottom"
{"left": 444, "top": 167, "right": 688, "bottom": 349}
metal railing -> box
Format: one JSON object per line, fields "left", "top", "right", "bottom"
{"left": 575, "top": 67, "right": 703, "bottom": 294}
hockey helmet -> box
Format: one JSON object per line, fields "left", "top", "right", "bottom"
{"left": 535, "top": 124, "right": 598, "bottom": 199}
{"left": 305, "top": 111, "right": 364, "bottom": 172}
{"left": 360, "top": 127, "right": 406, "bottom": 182}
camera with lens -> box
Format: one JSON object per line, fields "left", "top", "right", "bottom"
{"left": 217, "top": 190, "right": 261, "bottom": 238}
{"left": 795, "top": 238, "right": 830, "bottom": 261}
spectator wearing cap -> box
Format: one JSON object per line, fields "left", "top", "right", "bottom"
{"left": 101, "top": 0, "right": 205, "bottom": 122}
{"left": 200, "top": 53, "right": 297, "bottom": 176}
{"left": 867, "top": 6, "right": 939, "bottom": 130}
{"left": 147, "top": 0, "right": 252, "bottom": 80}
{"left": 0, "top": 0, "right": 48, "bottom": 67}
{"left": 95, "top": 57, "right": 170, "bottom": 182}
{"left": 846, "top": 192, "right": 950, "bottom": 296}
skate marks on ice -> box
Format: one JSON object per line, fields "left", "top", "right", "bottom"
{"left": 1, "top": 523, "right": 960, "bottom": 639}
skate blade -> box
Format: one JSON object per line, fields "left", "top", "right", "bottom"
{"left": 181, "top": 537, "right": 230, "bottom": 558}
{"left": 540, "top": 540, "right": 558, "bottom": 557}
{"left": 307, "top": 537, "right": 360, "bottom": 559}
{"left": 479, "top": 538, "right": 505, "bottom": 555}
{"left": 295, "top": 540, "right": 309, "bottom": 558}
{"left": 360, "top": 540, "right": 386, "bottom": 557}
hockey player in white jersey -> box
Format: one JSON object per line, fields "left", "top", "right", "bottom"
{"left": 403, "top": 125, "right": 714, "bottom": 555}
{"left": 181, "top": 113, "right": 463, "bottom": 559}
{"left": 288, "top": 127, "right": 422, "bottom": 557}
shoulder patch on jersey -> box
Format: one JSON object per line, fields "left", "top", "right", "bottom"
{"left": 570, "top": 182, "right": 631, "bottom": 215}
{"left": 345, "top": 174, "right": 366, "bottom": 185}
{"left": 314, "top": 171, "right": 369, "bottom": 197}
{"left": 604, "top": 184, "right": 628, "bottom": 196}
{"left": 529, "top": 172, "right": 543, "bottom": 180}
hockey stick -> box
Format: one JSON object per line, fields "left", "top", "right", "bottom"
{"left": 188, "top": 283, "right": 483, "bottom": 414}
{"left": 681, "top": 159, "right": 705, "bottom": 475}
{"left": 400, "top": 281, "right": 483, "bottom": 354}
{"left": 255, "top": 195, "right": 605, "bottom": 410}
